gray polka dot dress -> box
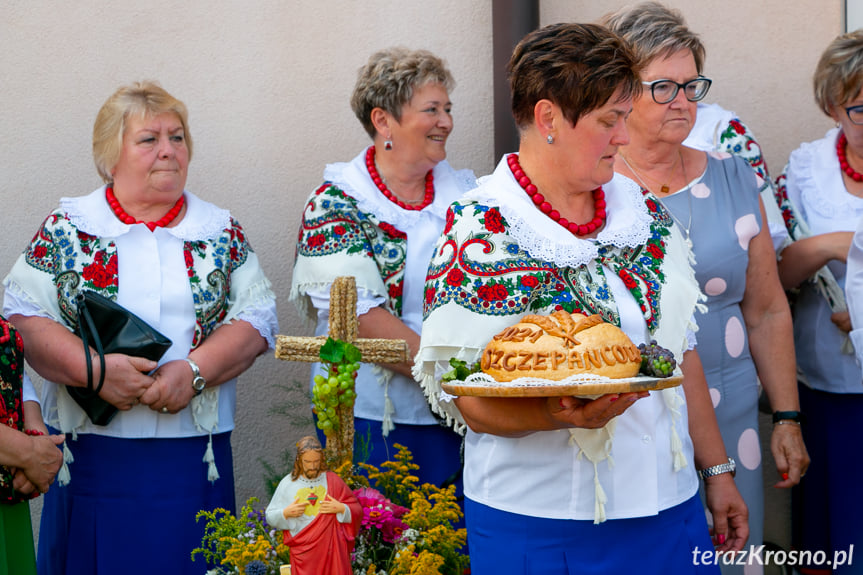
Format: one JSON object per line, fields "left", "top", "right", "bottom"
{"left": 658, "top": 152, "right": 765, "bottom": 573}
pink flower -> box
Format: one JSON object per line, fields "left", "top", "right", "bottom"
{"left": 381, "top": 516, "right": 409, "bottom": 543}
{"left": 353, "top": 487, "right": 409, "bottom": 543}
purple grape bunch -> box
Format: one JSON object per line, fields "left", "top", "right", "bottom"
{"left": 637, "top": 340, "right": 677, "bottom": 378}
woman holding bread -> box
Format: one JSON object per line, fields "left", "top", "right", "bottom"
{"left": 415, "top": 22, "right": 746, "bottom": 574}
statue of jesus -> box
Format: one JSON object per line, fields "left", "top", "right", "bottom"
{"left": 265, "top": 436, "right": 362, "bottom": 575}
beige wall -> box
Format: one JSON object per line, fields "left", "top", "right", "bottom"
{"left": 0, "top": 0, "right": 843, "bottom": 550}
{"left": 544, "top": 0, "right": 843, "bottom": 174}
{"left": 1, "top": 0, "right": 494, "bottom": 543}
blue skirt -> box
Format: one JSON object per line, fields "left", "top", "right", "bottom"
{"left": 314, "top": 416, "right": 463, "bottom": 487}
{"left": 466, "top": 494, "right": 718, "bottom": 575}
{"left": 793, "top": 384, "right": 863, "bottom": 574}
{"left": 37, "top": 432, "right": 235, "bottom": 575}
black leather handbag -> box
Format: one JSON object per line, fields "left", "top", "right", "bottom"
{"left": 67, "top": 291, "right": 172, "bottom": 426}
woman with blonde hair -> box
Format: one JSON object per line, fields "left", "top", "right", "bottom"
{"left": 4, "top": 81, "right": 277, "bottom": 574}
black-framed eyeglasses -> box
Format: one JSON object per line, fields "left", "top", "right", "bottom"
{"left": 846, "top": 105, "right": 863, "bottom": 125}
{"left": 642, "top": 76, "right": 713, "bottom": 104}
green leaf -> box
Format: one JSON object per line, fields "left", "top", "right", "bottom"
{"left": 344, "top": 342, "right": 362, "bottom": 363}
{"left": 319, "top": 337, "right": 344, "bottom": 363}
{"left": 319, "top": 337, "right": 362, "bottom": 365}
{"left": 441, "top": 357, "right": 480, "bottom": 382}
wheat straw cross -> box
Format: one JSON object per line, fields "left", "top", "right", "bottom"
{"left": 275, "top": 276, "right": 410, "bottom": 466}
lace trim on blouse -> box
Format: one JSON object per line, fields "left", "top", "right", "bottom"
{"left": 60, "top": 187, "right": 232, "bottom": 241}
{"left": 323, "top": 148, "right": 475, "bottom": 232}
{"left": 467, "top": 159, "right": 652, "bottom": 269}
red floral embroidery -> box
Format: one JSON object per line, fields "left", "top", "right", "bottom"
{"left": 0, "top": 399, "right": 17, "bottom": 428}
{"left": 620, "top": 271, "right": 638, "bottom": 289}
{"left": 184, "top": 250, "right": 195, "bottom": 278}
{"left": 333, "top": 225, "right": 347, "bottom": 236}
{"left": 444, "top": 209, "right": 455, "bottom": 234}
{"left": 644, "top": 198, "right": 658, "bottom": 212}
{"left": 730, "top": 119, "right": 745, "bottom": 135}
{"left": 388, "top": 283, "right": 403, "bottom": 299}
{"left": 446, "top": 269, "right": 465, "bottom": 287}
{"left": 477, "top": 284, "right": 509, "bottom": 301}
{"left": 308, "top": 234, "right": 326, "bottom": 248}
{"left": 646, "top": 244, "right": 664, "bottom": 260}
{"left": 425, "top": 287, "right": 436, "bottom": 305}
{"left": 483, "top": 208, "right": 506, "bottom": 233}
{"left": 378, "top": 222, "right": 407, "bottom": 240}
{"left": 520, "top": 275, "right": 539, "bottom": 289}
{"left": 81, "top": 251, "right": 117, "bottom": 288}
{"left": 32, "top": 245, "right": 48, "bottom": 260}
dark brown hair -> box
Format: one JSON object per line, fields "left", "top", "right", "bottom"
{"left": 291, "top": 435, "right": 326, "bottom": 481}
{"left": 508, "top": 22, "right": 641, "bottom": 130}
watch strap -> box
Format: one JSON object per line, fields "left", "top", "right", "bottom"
{"left": 699, "top": 457, "right": 736, "bottom": 479}
{"left": 772, "top": 410, "right": 804, "bottom": 424}
{"left": 184, "top": 358, "right": 206, "bottom": 395}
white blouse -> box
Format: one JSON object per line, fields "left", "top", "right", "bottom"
{"left": 784, "top": 128, "right": 863, "bottom": 394}
{"left": 416, "top": 162, "right": 703, "bottom": 522}
{"left": 295, "top": 149, "right": 475, "bottom": 428}
{"left": 3, "top": 187, "right": 278, "bottom": 438}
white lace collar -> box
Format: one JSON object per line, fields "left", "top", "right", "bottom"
{"left": 60, "top": 185, "right": 232, "bottom": 241}
{"left": 467, "top": 156, "right": 652, "bottom": 268}
{"left": 323, "top": 147, "right": 474, "bottom": 230}
{"left": 790, "top": 127, "right": 863, "bottom": 219}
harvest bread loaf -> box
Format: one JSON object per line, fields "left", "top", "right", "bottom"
{"left": 480, "top": 311, "right": 641, "bottom": 382}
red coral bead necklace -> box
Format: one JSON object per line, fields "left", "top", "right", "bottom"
{"left": 837, "top": 132, "right": 863, "bottom": 183}
{"left": 106, "top": 186, "right": 185, "bottom": 231}
{"left": 365, "top": 146, "right": 434, "bottom": 210}
{"left": 506, "top": 153, "right": 606, "bottom": 236}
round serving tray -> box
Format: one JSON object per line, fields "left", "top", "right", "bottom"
{"left": 441, "top": 372, "right": 683, "bottom": 397}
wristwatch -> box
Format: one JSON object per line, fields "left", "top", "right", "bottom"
{"left": 185, "top": 358, "right": 206, "bottom": 396}
{"left": 772, "top": 410, "right": 804, "bottom": 424}
{"left": 699, "top": 457, "right": 736, "bottom": 480}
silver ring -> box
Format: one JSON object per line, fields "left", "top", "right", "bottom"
{"left": 160, "top": 407, "right": 169, "bottom": 414}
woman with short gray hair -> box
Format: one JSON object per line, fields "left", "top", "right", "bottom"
{"left": 606, "top": 5, "right": 809, "bottom": 572}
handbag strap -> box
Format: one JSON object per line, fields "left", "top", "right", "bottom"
{"left": 76, "top": 293, "right": 107, "bottom": 397}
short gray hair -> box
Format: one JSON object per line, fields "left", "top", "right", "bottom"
{"left": 92, "top": 81, "right": 192, "bottom": 183}
{"left": 813, "top": 30, "right": 863, "bottom": 117}
{"left": 350, "top": 47, "right": 454, "bottom": 139}
{"left": 600, "top": 1, "right": 706, "bottom": 74}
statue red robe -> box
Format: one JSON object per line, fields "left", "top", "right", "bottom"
{"left": 282, "top": 471, "right": 363, "bottom": 575}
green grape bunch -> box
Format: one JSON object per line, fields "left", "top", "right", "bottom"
{"left": 637, "top": 340, "right": 677, "bottom": 378}
{"left": 312, "top": 337, "right": 362, "bottom": 437}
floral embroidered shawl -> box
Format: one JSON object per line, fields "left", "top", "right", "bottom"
{"left": 3, "top": 188, "right": 275, "bottom": 482}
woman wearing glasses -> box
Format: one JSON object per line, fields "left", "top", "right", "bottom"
{"left": 776, "top": 30, "right": 863, "bottom": 566}
{"left": 603, "top": 4, "right": 808, "bottom": 567}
